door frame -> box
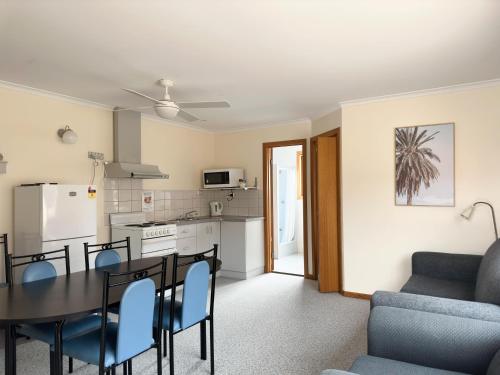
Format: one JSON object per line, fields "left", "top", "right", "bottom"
{"left": 263, "top": 138, "right": 309, "bottom": 277}
{"left": 310, "top": 128, "right": 342, "bottom": 288}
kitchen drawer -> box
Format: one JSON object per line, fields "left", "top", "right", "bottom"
{"left": 177, "top": 237, "right": 197, "bottom": 255}
{"left": 176, "top": 224, "right": 196, "bottom": 239}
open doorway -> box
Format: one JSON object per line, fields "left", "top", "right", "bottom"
{"left": 263, "top": 139, "right": 307, "bottom": 277}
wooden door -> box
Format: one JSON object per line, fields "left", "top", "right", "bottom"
{"left": 317, "top": 136, "right": 340, "bottom": 292}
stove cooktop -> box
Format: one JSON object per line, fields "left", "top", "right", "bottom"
{"left": 125, "top": 221, "right": 168, "bottom": 228}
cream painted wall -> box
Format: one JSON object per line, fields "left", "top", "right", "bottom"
{"left": 341, "top": 85, "right": 500, "bottom": 294}
{"left": 141, "top": 117, "right": 215, "bottom": 191}
{"left": 312, "top": 108, "right": 341, "bottom": 136}
{"left": 213, "top": 120, "right": 311, "bottom": 188}
{"left": 0, "top": 86, "right": 113, "bottom": 280}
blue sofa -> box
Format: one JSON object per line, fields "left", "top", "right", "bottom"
{"left": 322, "top": 305, "right": 500, "bottom": 375}
{"left": 400, "top": 239, "right": 500, "bottom": 304}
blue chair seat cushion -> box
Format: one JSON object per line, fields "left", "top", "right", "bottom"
{"left": 349, "top": 356, "right": 470, "bottom": 375}
{"left": 17, "top": 314, "right": 102, "bottom": 346}
{"left": 153, "top": 297, "right": 183, "bottom": 332}
{"left": 400, "top": 275, "right": 475, "bottom": 301}
{"left": 63, "top": 322, "right": 154, "bottom": 368}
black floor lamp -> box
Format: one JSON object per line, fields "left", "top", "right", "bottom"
{"left": 461, "top": 201, "right": 498, "bottom": 241}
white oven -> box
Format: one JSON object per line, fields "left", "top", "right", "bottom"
{"left": 203, "top": 168, "right": 244, "bottom": 189}
{"left": 141, "top": 236, "right": 177, "bottom": 258}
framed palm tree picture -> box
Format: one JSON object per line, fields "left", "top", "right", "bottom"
{"left": 395, "top": 123, "right": 455, "bottom": 206}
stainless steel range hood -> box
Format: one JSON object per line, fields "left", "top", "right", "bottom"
{"left": 105, "top": 111, "right": 169, "bottom": 179}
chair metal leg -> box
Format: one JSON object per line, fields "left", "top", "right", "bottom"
{"left": 200, "top": 320, "right": 207, "bottom": 360}
{"left": 163, "top": 330, "right": 167, "bottom": 358}
{"left": 69, "top": 357, "right": 73, "bottom": 373}
{"left": 209, "top": 318, "right": 215, "bottom": 375}
{"left": 49, "top": 350, "right": 54, "bottom": 375}
{"left": 157, "top": 343, "right": 162, "bottom": 375}
{"left": 128, "top": 359, "right": 132, "bottom": 375}
{"left": 123, "top": 361, "right": 127, "bottom": 375}
{"left": 111, "top": 367, "right": 116, "bottom": 375}
{"left": 169, "top": 332, "right": 174, "bottom": 375}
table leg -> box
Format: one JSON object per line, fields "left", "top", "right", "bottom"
{"left": 4, "top": 323, "right": 16, "bottom": 375}
{"left": 53, "top": 321, "right": 64, "bottom": 375}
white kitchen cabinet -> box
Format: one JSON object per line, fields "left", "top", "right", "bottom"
{"left": 177, "top": 224, "right": 197, "bottom": 239}
{"left": 177, "top": 237, "right": 197, "bottom": 255}
{"left": 196, "top": 221, "right": 221, "bottom": 253}
{"left": 220, "top": 220, "right": 264, "bottom": 279}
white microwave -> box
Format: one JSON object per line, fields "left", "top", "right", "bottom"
{"left": 203, "top": 168, "right": 244, "bottom": 189}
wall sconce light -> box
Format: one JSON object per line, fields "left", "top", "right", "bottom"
{"left": 461, "top": 201, "right": 498, "bottom": 241}
{"left": 57, "top": 125, "right": 78, "bottom": 144}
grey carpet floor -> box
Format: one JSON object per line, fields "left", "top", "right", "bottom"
{"left": 0, "top": 273, "right": 369, "bottom": 375}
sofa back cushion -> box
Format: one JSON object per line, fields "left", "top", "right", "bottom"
{"left": 475, "top": 239, "right": 500, "bottom": 305}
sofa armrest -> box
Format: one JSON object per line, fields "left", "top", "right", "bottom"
{"left": 371, "top": 291, "right": 500, "bottom": 323}
{"left": 320, "top": 371, "right": 358, "bottom": 375}
{"left": 369, "top": 306, "right": 500, "bottom": 374}
{"left": 412, "top": 252, "right": 482, "bottom": 282}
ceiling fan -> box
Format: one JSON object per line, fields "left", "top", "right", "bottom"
{"left": 116, "top": 79, "right": 230, "bottom": 122}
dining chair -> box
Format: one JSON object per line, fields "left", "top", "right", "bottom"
{"left": 84, "top": 237, "right": 131, "bottom": 271}
{"left": 1, "top": 233, "right": 8, "bottom": 287}
{"left": 62, "top": 256, "right": 168, "bottom": 375}
{"left": 7, "top": 246, "right": 102, "bottom": 374}
{"left": 156, "top": 245, "right": 218, "bottom": 375}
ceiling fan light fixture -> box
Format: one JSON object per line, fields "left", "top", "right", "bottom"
{"left": 154, "top": 104, "right": 179, "bottom": 119}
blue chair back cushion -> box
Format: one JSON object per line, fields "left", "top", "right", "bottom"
{"left": 22, "top": 261, "right": 57, "bottom": 283}
{"left": 181, "top": 261, "right": 209, "bottom": 329}
{"left": 95, "top": 249, "right": 121, "bottom": 269}
{"left": 475, "top": 239, "right": 500, "bottom": 305}
{"left": 116, "top": 278, "right": 155, "bottom": 364}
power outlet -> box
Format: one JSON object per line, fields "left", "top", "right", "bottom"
{"left": 88, "top": 151, "right": 104, "bottom": 160}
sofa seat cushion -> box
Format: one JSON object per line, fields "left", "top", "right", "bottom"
{"left": 350, "top": 356, "right": 470, "bottom": 375}
{"left": 401, "top": 275, "right": 475, "bottom": 301}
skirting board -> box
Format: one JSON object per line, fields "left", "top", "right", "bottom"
{"left": 219, "top": 267, "right": 264, "bottom": 280}
{"left": 341, "top": 291, "right": 372, "bottom": 300}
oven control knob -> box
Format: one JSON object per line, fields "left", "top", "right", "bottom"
{"left": 155, "top": 230, "right": 159, "bottom": 236}
{"left": 144, "top": 231, "right": 149, "bottom": 237}
{"left": 162, "top": 229, "right": 167, "bottom": 235}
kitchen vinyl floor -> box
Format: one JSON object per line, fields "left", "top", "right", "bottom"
{"left": 0, "top": 274, "right": 369, "bottom": 375}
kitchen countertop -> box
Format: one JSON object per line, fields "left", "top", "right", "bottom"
{"left": 166, "top": 215, "right": 264, "bottom": 226}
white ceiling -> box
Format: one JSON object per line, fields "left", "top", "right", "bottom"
{"left": 1, "top": 0, "right": 499, "bottom": 131}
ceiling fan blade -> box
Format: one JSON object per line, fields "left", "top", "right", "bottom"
{"left": 177, "top": 101, "right": 230, "bottom": 109}
{"left": 177, "top": 109, "right": 201, "bottom": 122}
{"left": 113, "top": 106, "right": 155, "bottom": 111}
{"left": 122, "top": 88, "right": 162, "bottom": 104}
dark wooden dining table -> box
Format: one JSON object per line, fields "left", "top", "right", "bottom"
{"left": 0, "top": 256, "right": 221, "bottom": 375}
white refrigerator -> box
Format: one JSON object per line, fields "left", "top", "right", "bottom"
{"left": 14, "top": 184, "right": 97, "bottom": 280}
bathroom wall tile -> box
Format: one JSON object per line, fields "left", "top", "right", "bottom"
{"left": 192, "top": 198, "right": 201, "bottom": 208}
{"left": 145, "top": 212, "right": 155, "bottom": 221}
{"left": 131, "top": 190, "right": 142, "bottom": 201}
{"left": 258, "top": 206, "right": 264, "bottom": 216}
{"left": 104, "top": 189, "right": 119, "bottom": 202}
{"left": 155, "top": 191, "right": 165, "bottom": 200}
{"left": 118, "top": 189, "right": 131, "bottom": 201}
{"left": 173, "top": 199, "right": 183, "bottom": 209}
{"left": 104, "top": 201, "right": 118, "bottom": 214}
{"left": 104, "top": 178, "right": 119, "bottom": 190}
{"left": 163, "top": 191, "right": 171, "bottom": 200}
{"left": 118, "top": 201, "right": 132, "bottom": 213}
{"left": 118, "top": 178, "right": 132, "bottom": 190}
{"left": 164, "top": 209, "right": 172, "bottom": 220}
{"left": 183, "top": 191, "right": 194, "bottom": 199}
{"left": 245, "top": 190, "right": 258, "bottom": 199}
{"left": 247, "top": 197, "right": 259, "bottom": 208}
{"left": 155, "top": 200, "right": 165, "bottom": 211}
{"left": 131, "top": 201, "right": 142, "bottom": 212}
{"left": 171, "top": 191, "right": 183, "bottom": 200}
{"left": 200, "top": 207, "right": 209, "bottom": 217}
{"left": 164, "top": 200, "right": 172, "bottom": 210}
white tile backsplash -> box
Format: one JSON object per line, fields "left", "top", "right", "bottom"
{"left": 103, "top": 182, "right": 263, "bottom": 218}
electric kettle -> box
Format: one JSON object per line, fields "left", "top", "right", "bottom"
{"left": 210, "top": 201, "right": 223, "bottom": 216}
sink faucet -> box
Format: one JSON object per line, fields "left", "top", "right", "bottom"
{"left": 179, "top": 210, "right": 199, "bottom": 220}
